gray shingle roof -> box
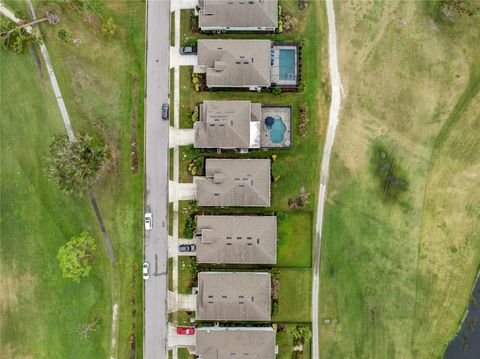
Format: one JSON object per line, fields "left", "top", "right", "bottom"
{"left": 196, "top": 272, "right": 272, "bottom": 321}
{"left": 198, "top": 0, "right": 278, "bottom": 30}
{"left": 195, "top": 327, "right": 276, "bottom": 359}
{"left": 195, "top": 215, "right": 277, "bottom": 264}
{"left": 196, "top": 159, "right": 271, "bottom": 207}
{"left": 197, "top": 40, "right": 272, "bottom": 88}
{"left": 194, "top": 100, "right": 262, "bottom": 149}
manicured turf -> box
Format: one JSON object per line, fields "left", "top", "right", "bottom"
{"left": 273, "top": 268, "right": 312, "bottom": 323}
{"left": 277, "top": 212, "right": 312, "bottom": 267}
{"left": 318, "top": 1, "right": 480, "bottom": 357}
{"left": 1, "top": 1, "right": 145, "bottom": 358}
{"left": 174, "top": 0, "right": 328, "bottom": 329}
{"left": 1, "top": 44, "right": 111, "bottom": 359}
{"left": 178, "top": 348, "right": 195, "bottom": 359}
{"left": 178, "top": 256, "right": 195, "bottom": 294}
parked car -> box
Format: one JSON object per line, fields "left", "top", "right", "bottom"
{"left": 162, "top": 103, "right": 169, "bottom": 120}
{"left": 176, "top": 327, "right": 195, "bottom": 335}
{"left": 144, "top": 212, "right": 153, "bottom": 230}
{"left": 179, "top": 46, "right": 196, "bottom": 55}
{"left": 179, "top": 244, "right": 196, "bottom": 252}
{"left": 142, "top": 262, "right": 150, "bottom": 280}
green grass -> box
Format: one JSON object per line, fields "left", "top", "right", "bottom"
{"left": 273, "top": 269, "right": 312, "bottom": 323}
{"left": 178, "top": 256, "right": 195, "bottom": 294}
{"left": 318, "top": 1, "right": 480, "bottom": 357}
{"left": 277, "top": 212, "right": 312, "bottom": 267}
{"left": 1, "top": 1, "right": 145, "bottom": 358}
{"left": 168, "top": 257, "right": 173, "bottom": 291}
{"left": 0, "top": 40, "right": 111, "bottom": 359}
{"left": 169, "top": 311, "right": 195, "bottom": 327}
{"left": 277, "top": 323, "right": 312, "bottom": 359}
{"left": 178, "top": 348, "right": 195, "bottom": 359}
{"left": 175, "top": 0, "right": 328, "bottom": 328}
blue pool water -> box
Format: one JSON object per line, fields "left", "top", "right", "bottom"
{"left": 268, "top": 116, "right": 287, "bottom": 144}
{"left": 279, "top": 49, "right": 296, "bottom": 81}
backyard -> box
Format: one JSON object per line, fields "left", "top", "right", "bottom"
{"left": 318, "top": 1, "right": 480, "bottom": 358}
{"left": 170, "top": 3, "right": 328, "bottom": 357}
{"left": 1, "top": 1, "right": 145, "bottom": 358}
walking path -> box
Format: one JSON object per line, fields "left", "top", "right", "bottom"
{"left": 312, "top": 1, "right": 343, "bottom": 358}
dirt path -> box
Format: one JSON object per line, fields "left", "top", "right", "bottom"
{"left": 312, "top": 1, "right": 343, "bottom": 358}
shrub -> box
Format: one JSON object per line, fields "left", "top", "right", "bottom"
{"left": 101, "top": 18, "right": 117, "bottom": 36}
{"left": 191, "top": 106, "right": 199, "bottom": 126}
{"left": 277, "top": 212, "right": 288, "bottom": 223}
{"left": 298, "top": 103, "right": 309, "bottom": 138}
{"left": 272, "top": 86, "right": 282, "bottom": 95}
{"left": 58, "top": 28, "right": 72, "bottom": 42}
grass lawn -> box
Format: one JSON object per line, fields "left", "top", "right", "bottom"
{"left": 174, "top": 0, "right": 328, "bottom": 327}
{"left": 1, "top": 43, "right": 112, "bottom": 359}
{"left": 169, "top": 311, "right": 195, "bottom": 327}
{"left": 277, "top": 212, "right": 312, "bottom": 267}
{"left": 178, "top": 348, "right": 195, "bottom": 359}
{"left": 273, "top": 269, "right": 312, "bottom": 323}
{"left": 318, "top": 1, "right": 480, "bottom": 358}
{"left": 178, "top": 256, "right": 196, "bottom": 294}
{"left": 277, "top": 323, "right": 312, "bottom": 359}
{"left": 1, "top": 1, "right": 145, "bottom": 358}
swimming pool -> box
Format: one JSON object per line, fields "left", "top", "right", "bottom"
{"left": 267, "top": 116, "right": 287, "bottom": 144}
{"left": 278, "top": 49, "right": 296, "bottom": 81}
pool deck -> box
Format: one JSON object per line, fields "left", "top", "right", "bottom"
{"left": 271, "top": 45, "right": 298, "bottom": 87}
{"left": 260, "top": 106, "right": 292, "bottom": 148}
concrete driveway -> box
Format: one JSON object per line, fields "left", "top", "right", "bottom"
{"left": 169, "top": 127, "right": 194, "bottom": 148}
{"left": 167, "top": 324, "right": 196, "bottom": 349}
{"left": 168, "top": 291, "right": 197, "bottom": 312}
{"left": 170, "top": 47, "right": 198, "bottom": 68}
{"left": 169, "top": 181, "right": 197, "bottom": 202}
{"left": 169, "top": 238, "right": 197, "bottom": 257}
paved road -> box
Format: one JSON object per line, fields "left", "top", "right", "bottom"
{"left": 143, "top": 0, "right": 171, "bottom": 358}
{"left": 312, "top": 1, "right": 342, "bottom": 359}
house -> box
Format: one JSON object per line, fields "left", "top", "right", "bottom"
{"left": 195, "top": 215, "right": 277, "bottom": 264}
{"left": 197, "top": 0, "right": 278, "bottom": 32}
{"left": 194, "top": 100, "right": 293, "bottom": 149}
{"left": 196, "top": 272, "right": 271, "bottom": 321}
{"left": 196, "top": 159, "right": 271, "bottom": 207}
{"left": 195, "top": 39, "right": 299, "bottom": 89}
{"left": 194, "top": 101, "right": 261, "bottom": 149}
{"left": 195, "top": 327, "right": 276, "bottom": 359}
{"left": 195, "top": 39, "right": 272, "bottom": 90}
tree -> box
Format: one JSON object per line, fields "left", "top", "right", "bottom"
{"left": 292, "top": 325, "right": 312, "bottom": 343}
{"left": 0, "top": 19, "right": 35, "bottom": 53}
{"left": 101, "top": 18, "right": 117, "bottom": 36}
{"left": 58, "top": 28, "right": 72, "bottom": 42}
{"left": 46, "top": 133, "right": 110, "bottom": 196}
{"left": 57, "top": 232, "right": 97, "bottom": 282}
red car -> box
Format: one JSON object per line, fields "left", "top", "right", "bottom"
{"left": 176, "top": 327, "right": 195, "bottom": 335}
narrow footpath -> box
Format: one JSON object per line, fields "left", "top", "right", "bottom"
{"left": 312, "top": 0, "right": 343, "bottom": 358}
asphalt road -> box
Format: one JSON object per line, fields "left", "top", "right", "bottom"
{"left": 312, "top": 1, "right": 342, "bottom": 358}
{"left": 143, "top": 0, "right": 171, "bottom": 358}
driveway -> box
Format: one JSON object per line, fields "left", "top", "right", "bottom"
{"left": 168, "top": 291, "right": 197, "bottom": 312}
{"left": 169, "top": 127, "right": 195, "bottom": 148}
{"left": 169, "top": 181, "right": 197, "bottom": 202}
{"left": 167, "top": 325, "right": 196, "bottom": 349}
